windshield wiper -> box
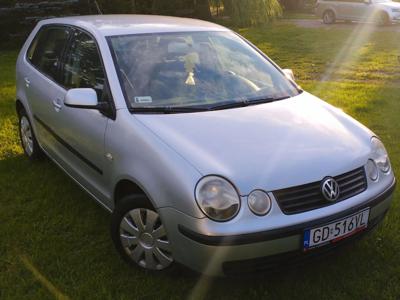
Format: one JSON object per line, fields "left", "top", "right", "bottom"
{"left": 208, "top": 95, "right": 291, "bottom": 111}
{"left": 132, "top": 96, "right": 292, "bottom": 114}
{"left": 132, "top": 106, "right": 209, "bottom": 114}
{"left": 247, "top": 95, "right": 291, "bottom": 103}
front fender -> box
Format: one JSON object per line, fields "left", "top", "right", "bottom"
{"left": 106, "top": 110, "right": 205, "bottom": 218}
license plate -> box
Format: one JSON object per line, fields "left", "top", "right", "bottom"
{"left": 303, "top": 208, "right": 370, "bottom": 251}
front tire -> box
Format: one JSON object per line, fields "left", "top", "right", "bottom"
{"left": 323, "top": 10, "right": 336, "bottom": 24}
{"left": 377, "top": 12, "right": 390, "bottom": 26}
{"left": 111, "top": 195, "right": 174, "bottom": 272}
{"left": 18, "top": 108, "right": 43, "bottom": 160}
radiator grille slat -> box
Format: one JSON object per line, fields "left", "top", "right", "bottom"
{"left": 337, "top": 175, "right": 365, "bottom": 187}
{"left": 279, "top": 191, "right": 321, "bottom": 204}
{"left": 273, "top": 167, "right": 368, "bottom": 215}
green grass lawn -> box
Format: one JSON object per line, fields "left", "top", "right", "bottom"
{"left": 1, "top": 22, "right": 399, "bottom": 299}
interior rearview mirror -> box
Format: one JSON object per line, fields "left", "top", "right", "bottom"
{"left": 282, "top": 69, "right": 295, "bottom": 82}
{"left": 64, "top": 88, "right": 99, "bottom": 109}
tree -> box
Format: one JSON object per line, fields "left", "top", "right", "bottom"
{"left": 279, "top": 0, "right": 303, "bottom": 10}
{"left": 221, "top": 0, "right": 233, "bottom": 16}
{"left": 146, "top": 0, "right": 212, "bottom": 19}
{"left": 89, "top": 0, "right": 282, "bottom": 25}
{"left": 222, "top": 0, "right": 282, "bottom": 26}
{"left": 194, "top": 0, "right": 212, "bottom": 20}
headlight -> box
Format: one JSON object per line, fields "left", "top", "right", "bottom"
{"left": 366, "top": 159, "right": 378, "bottom": 181}
{"left": 195, "top": 176, "right": 240, "bottom": 221}
{"left": 371, "top": 137, "right": 391, "bottom": 173}
{"left": 248, "top": 190, "right": 272, "bottom": 216}
{"left": 392, "top": 8, "right": 400, "bottom": 13}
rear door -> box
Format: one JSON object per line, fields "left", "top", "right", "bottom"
{"left": 25, "top": 25, "right": 71, "bottom": 155}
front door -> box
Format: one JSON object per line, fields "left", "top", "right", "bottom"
{"left": 47, "top": 29, "right": 114, "bottom": 202}
{"left": 349, "top": 0, "right": 372, "bottom": 20}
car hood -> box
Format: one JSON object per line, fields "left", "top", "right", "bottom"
{"left": 135, "top": 92, "right": 373, "bottom": 195}
{"left": 380, "top": 1, "right": 400, "bottom": 9}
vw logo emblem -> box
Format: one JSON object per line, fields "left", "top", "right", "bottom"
{"left": 321, "top": 177, "right": 340, "bottom": 202}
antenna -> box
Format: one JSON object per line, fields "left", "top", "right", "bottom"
{"left": 94, "top": 0, "right": 103, "bottom": 14}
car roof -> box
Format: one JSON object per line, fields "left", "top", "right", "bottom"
{"left": 39, "top": 14, "right": 229, "bottom": 36}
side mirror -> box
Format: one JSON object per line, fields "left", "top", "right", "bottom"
{"left": 282, "top": 69, "right": 295, "bottom": 82}
{"left": 64, "top": 88, "right": 99, "bottom": 109}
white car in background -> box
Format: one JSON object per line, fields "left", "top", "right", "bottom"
{"left": 316, "top": 0, "right": 400, "bottom": 25}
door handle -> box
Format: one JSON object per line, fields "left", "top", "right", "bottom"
{"left": 24, "top": 77, "right": 30, "bottom": 88}
{"left": 53, "top": 98, "right": 62, "bottom": 111}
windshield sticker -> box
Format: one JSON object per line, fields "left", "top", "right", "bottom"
{"left": 134, "top": 96, "right": 153, "bottom": 104}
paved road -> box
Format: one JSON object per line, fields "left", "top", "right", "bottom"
{"left": 286, "top": 18, "right": 400, "bottom": 32}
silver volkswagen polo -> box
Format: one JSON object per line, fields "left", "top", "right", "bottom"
{"left": 16, "top": 15, "right": 396, "bottom": 276}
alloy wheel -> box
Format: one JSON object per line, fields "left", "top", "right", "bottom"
{"left": 323, "top": 11, "right": 335, "bottom": 24}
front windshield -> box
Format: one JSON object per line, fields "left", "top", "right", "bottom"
{"left": 108, "top": 31, "right": 300, "bottom": 111}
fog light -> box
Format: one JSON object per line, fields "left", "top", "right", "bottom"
{"left": 366, "top": 159, "right": 378, "bottom": 181}
{"left": 248, "top": 190, "right": 271, "bottom": 216}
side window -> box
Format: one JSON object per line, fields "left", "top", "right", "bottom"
{"left": 28, "top": 26, "right": 70, "bottom": 81}
{"left": 27, "top": 33, "right": 39, "bottom": 62}
{"left": 61, "top": 30, "right": 106, "bottom": 100}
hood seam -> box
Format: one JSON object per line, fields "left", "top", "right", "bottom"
{"left": 132, "top": 113, "right": 205, "bottom": 177}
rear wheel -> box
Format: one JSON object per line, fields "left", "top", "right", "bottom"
{"left": 18, "top": 108, "right": 43, "bottom": 160}
{"left": 323, "top": 10, "right": 336, "bottom": 24}
{"left": 111, "top": 195, "right": 174, "bottom": 272}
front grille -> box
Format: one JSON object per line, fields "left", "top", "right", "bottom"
{"left": 273, "top": 167, "right": 368, "bottom": 215}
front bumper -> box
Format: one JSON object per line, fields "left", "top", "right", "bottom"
{"left": 159, "top": 178, "right": 396, "bottom": 276}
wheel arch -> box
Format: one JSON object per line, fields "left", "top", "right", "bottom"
{"left": 378, "top": 10, "right": 391, "bottom": 23}
{"left": 15, "top": 98, "right": 39, "bottom": 139}
{"left": 379, "top": 9, "right": 390, "bottom": 16}
{"left": 323, "top": 8, "right": 336, "bottom": 17}
{"left": 113, "top": 178, "right": 156, "bottom": 209}
{"left": 16, "top": 99, "right": 25, "bottom": 116}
